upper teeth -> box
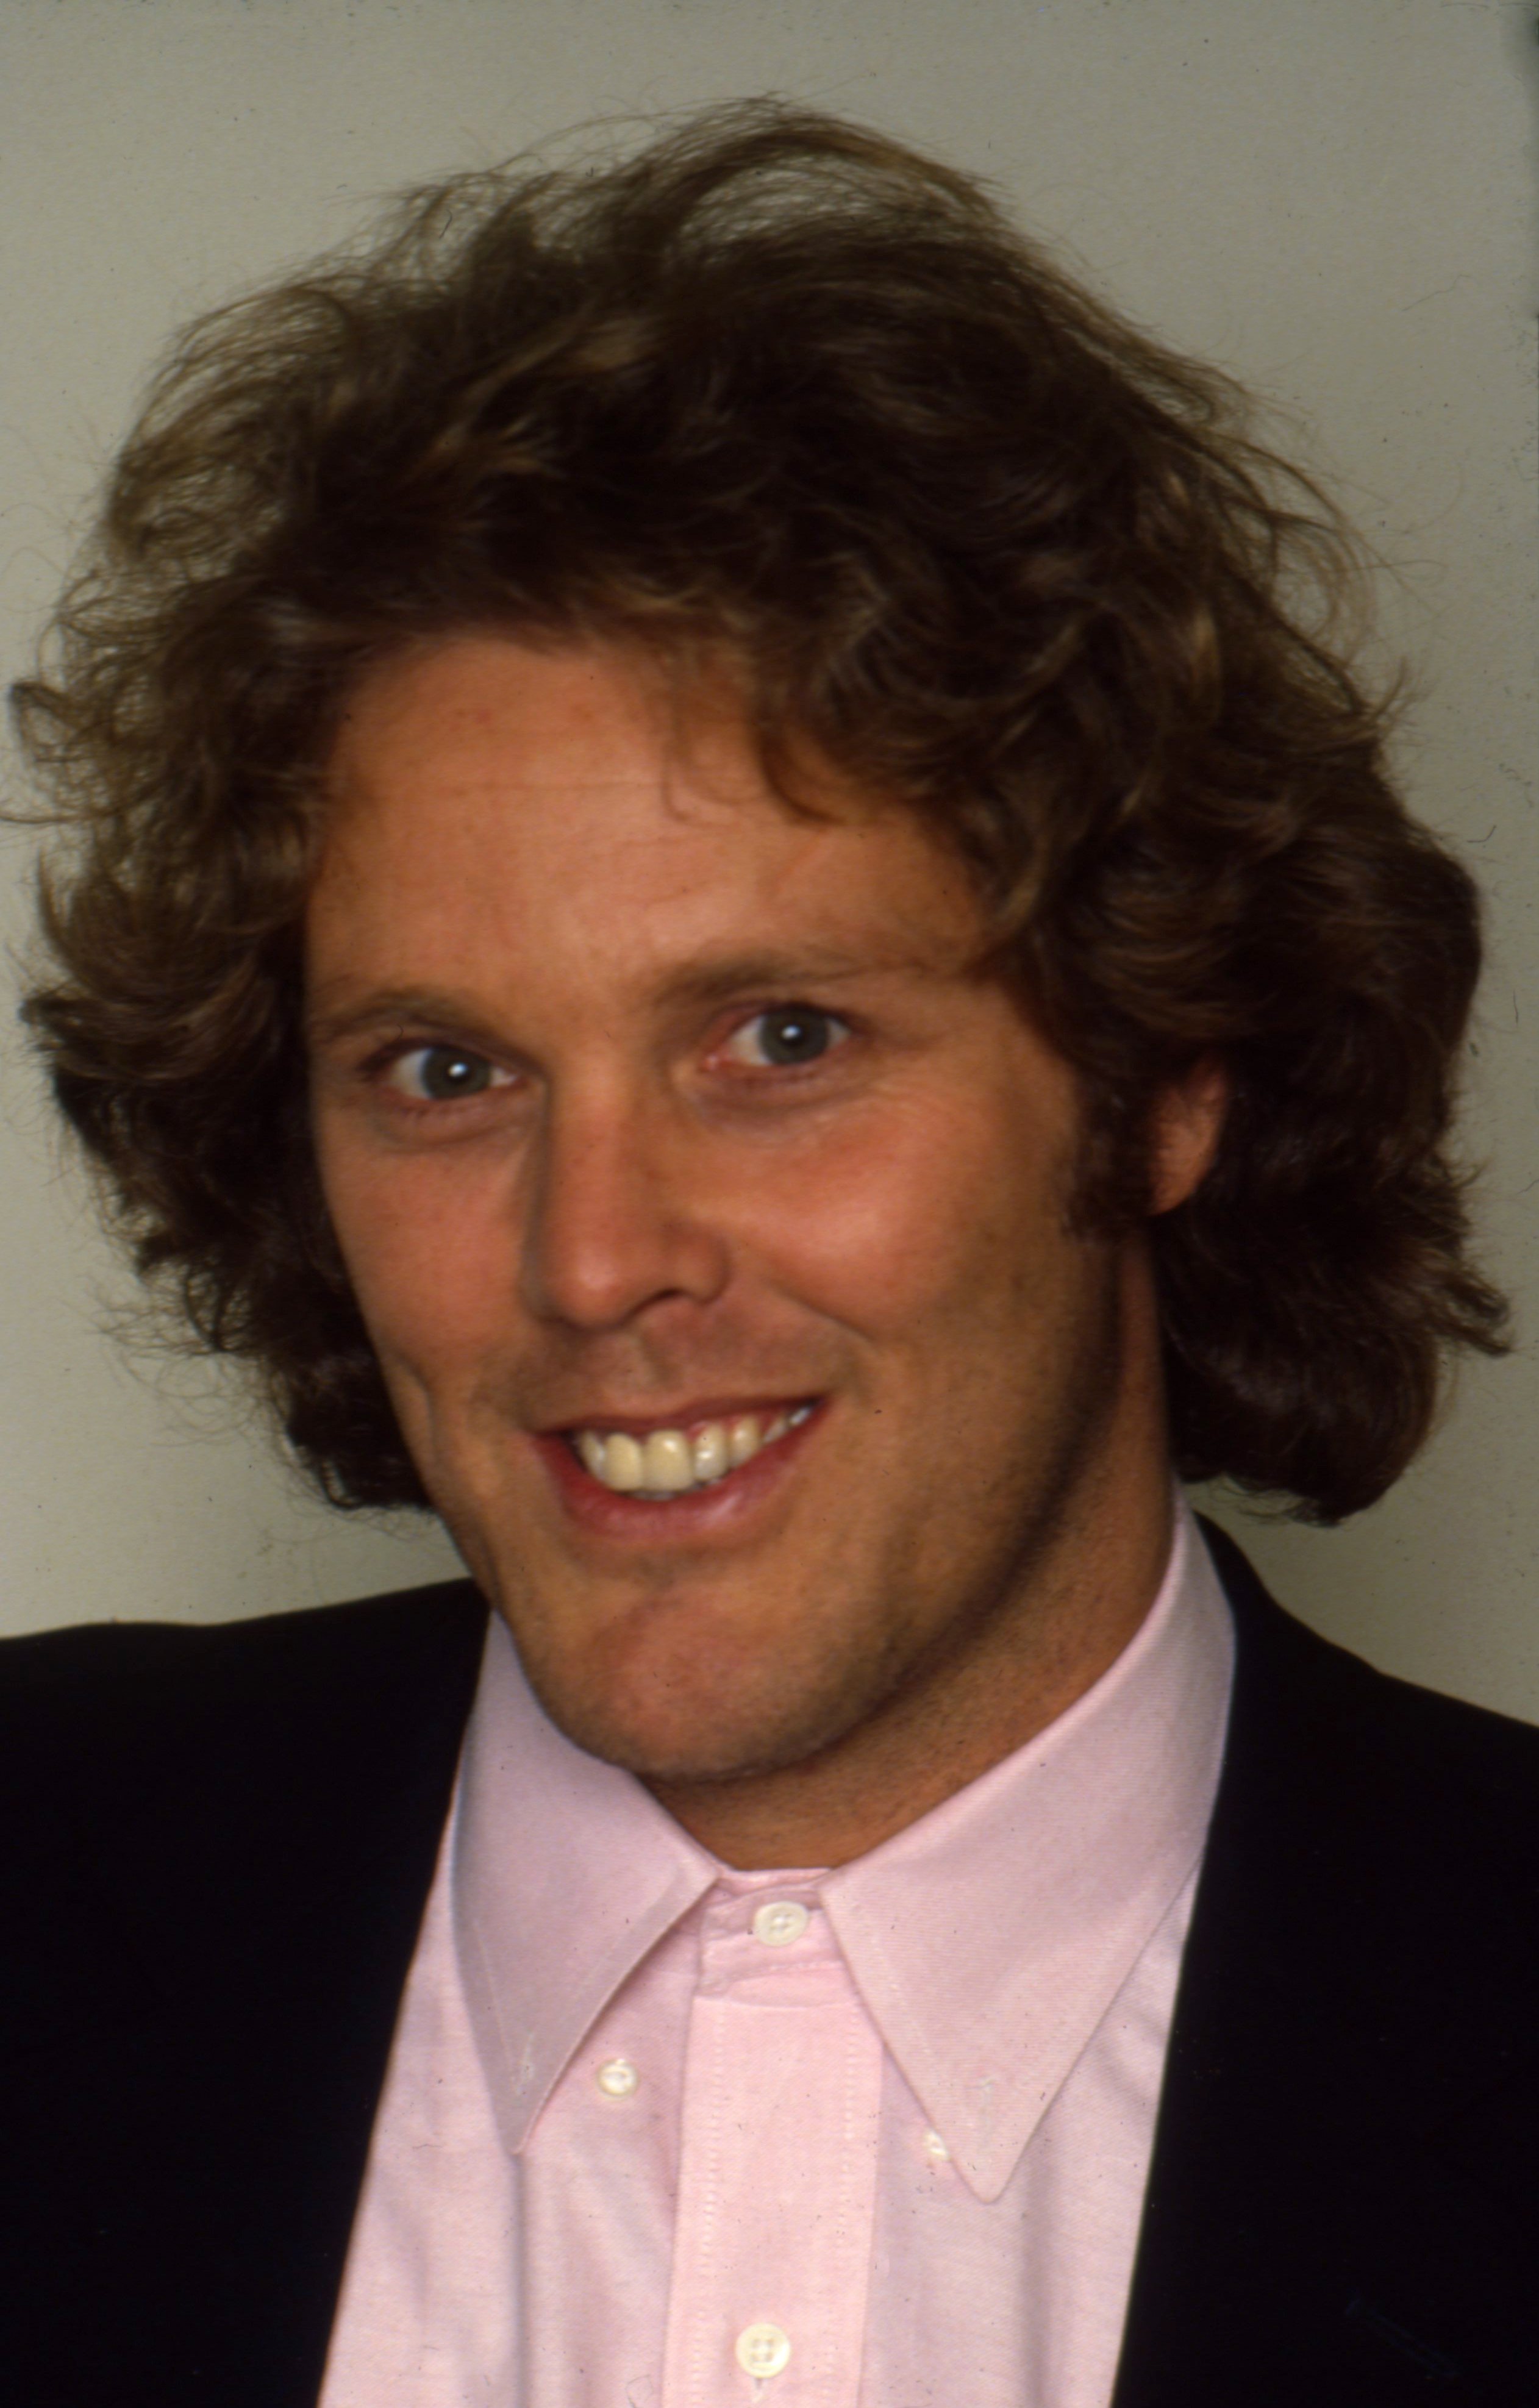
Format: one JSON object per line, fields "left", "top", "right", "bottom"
{"left": 573, "top": 1407, "right": 811, "bottom": 1498}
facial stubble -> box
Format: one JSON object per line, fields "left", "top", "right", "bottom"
{"left": 466, "top": 1238, "right": 1132, "bottom": 1798}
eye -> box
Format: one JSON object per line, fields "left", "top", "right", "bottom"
{"left": 384, "top": 1044, "right": 510, "bottom": 1102}
{"left": 724, "top": 1005, "right": 848, "bottom": 1069}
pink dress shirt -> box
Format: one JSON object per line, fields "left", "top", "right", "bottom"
{"left": 320, "top": 1498, "right": 1234, "bottom": 2408}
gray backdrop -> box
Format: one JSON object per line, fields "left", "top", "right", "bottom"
{"left": 2, "top": 0, "right": 1536, "bottom": 1720}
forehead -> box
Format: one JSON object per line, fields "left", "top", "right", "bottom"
{"left": 312, "top": 636, "right": 987, "bottom": 996}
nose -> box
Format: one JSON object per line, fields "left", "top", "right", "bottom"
{"left": 518, "top": 1086, "right": 732, "bottom": 1331}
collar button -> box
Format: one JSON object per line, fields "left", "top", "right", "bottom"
{"left": 751, "top": 1899, "right": 810, "bottom": 1948}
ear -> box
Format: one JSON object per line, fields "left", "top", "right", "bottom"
{"left": 1147, "top": 1056, "right": 1227, "bottom": 1215}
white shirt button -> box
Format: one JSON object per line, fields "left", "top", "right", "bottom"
{"left": 735, "top": 2322, "right": 793, "bottom": 2379}
{"left": 595, "top": 2056, "right": 639, "bottom": 2098}
{"left": 751, "top": 1899, "right": 810, "bottom": 1948}
{"left": 923, "top": 2126, "right": 951, "bottom": 2163}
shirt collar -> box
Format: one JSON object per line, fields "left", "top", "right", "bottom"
{"left": 451, "top": 1627, "right": 718, "bottom": 2156}
{"left": 821, "top": 1496, "right": 1234, "bottom": 2196}
{"left": 452, "top": 1495, "right": 1233, "bottom": 2187}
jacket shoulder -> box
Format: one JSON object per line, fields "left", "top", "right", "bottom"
{"left": 0, "top": 1577, "right": 489, "bottom": 1802}
{"left": 0, "top": 1574, "right": 486, "bottom": 1681}
{"left": 1196, "top": 1512, "right": 1539, "bottom": 2178}
{"left": 0, "top": 1577, "right": 490, "bottom": 2406}
{"left": 1199, "top": 1513, "right": 1539, "bottom": 1826}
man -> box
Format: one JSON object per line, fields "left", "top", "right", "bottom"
{"left": 5, "top": 100, "right": 1534, "bottom": 2408}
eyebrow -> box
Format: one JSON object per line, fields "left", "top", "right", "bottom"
{"left": 648, "top": 946, "right": 894, "bottom": 1009}
{"left": 305, "top": 987, "right": 512, "bottom": 1053}
{"left": 304, "top": 947, "right": 901, "bottom": 1053}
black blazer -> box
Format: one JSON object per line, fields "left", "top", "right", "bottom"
{"left": 3, "top": 1523, "right": 1537, "bottom": 2406}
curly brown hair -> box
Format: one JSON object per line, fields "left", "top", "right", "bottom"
{"left": 12, "top": 100, "right": 1507, "bottom": 1523}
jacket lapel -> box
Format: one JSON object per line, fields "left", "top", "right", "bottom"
{"left": 1111, "top": 1521, "right": 1539, "bottom": 2408}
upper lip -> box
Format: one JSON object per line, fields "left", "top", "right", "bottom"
{"left": 538, "top": 1395, "right": 818, "bottom": 1439}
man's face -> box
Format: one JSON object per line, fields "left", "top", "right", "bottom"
{"left": 307, "top": 637, "right": 1154, "bottom": 1794}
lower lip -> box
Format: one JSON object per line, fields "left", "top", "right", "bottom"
{"left": 531, "top": 1402, "right": 826, "bottom": 1542}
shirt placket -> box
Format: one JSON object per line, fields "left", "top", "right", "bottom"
{"left": 660, "top": 1882, "right": 884, "bottom": 2408}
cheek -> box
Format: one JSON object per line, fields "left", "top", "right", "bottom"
{"left": 741, "top": 1088, "right": 1067, "bottom": 1344}
{"left": 315, "top": 1128, "right": 516, "bottom": 1368}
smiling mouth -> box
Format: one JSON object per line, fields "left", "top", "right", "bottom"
{"left": 566, "top": 1402, "right": 818, "bottom": 1500}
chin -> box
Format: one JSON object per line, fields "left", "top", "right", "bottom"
{"left": 518, "top": 1627, "right": 873, "bottom": 1788}
{"left": 534, "top": 1685, "right": 811, "bottom": 1787}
